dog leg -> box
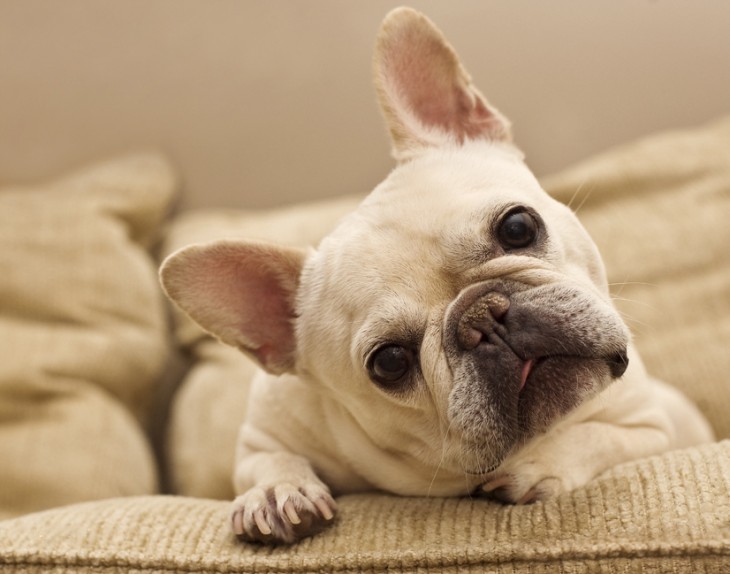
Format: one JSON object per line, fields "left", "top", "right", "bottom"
{"left": 230, "top": 451, "right": 337, "bottom": 544}
{"left": 480, "top": 420, "right": 672, "bottom": 504}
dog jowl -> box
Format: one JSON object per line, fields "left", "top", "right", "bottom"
{"left": 160, "top": 7, "right": 714, "bottom": 543}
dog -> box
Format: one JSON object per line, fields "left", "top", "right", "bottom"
{"left": 160, "top": 7, "right": 715, "bottom": 544}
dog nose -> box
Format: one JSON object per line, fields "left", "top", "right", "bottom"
{"left": 457, "top": 291, "right": 510, "bottom": 350}
{"left": 607, "top": 348, "right": 629, "bottom": 378}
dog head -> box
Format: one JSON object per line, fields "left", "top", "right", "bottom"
{"left": 161, "top": 8, "right": 629, "bottom": 486}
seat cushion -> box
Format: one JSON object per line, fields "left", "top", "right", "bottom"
{"left": 0, "top": 153, "right": 177, "bottom": 518}
{"left": 0, "top": 440, "right": 728, "bottom": 572}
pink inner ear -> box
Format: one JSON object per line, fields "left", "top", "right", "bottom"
{"left": 165, "top": 242, "right": 304, "bottom": 374}
{"left": 232, "top": 260, "right": 296, "bottom": 364}
{"left": 377, "top": 9, "right": 510, "bottom": 148}
{"left": 386, "top": 35, "right": 498, "bottom": 142}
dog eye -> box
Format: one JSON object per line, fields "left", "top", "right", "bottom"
{"left": 368, "top": 345, "right": 414, "bottom": 385}
{"left": 497, "top": 208, "right": 538, "bottom": 249}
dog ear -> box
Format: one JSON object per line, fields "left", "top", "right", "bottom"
{"left": 374, "top": 7, "right": 512, "bottom": 162}
{"left": 160, "top": 240, "right": 306, "bottom": 375}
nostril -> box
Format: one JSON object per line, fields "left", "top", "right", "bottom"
{"left": 455, "top": 291, "right": 511, "bottom": 351}
{"left": 484, "top": 291, "right": 510, "bottom": 323}
{"left": 458, "top": 325, "right": 484, "bottom": 350}
{"left": 608, "top": 349, "right": 629, "bottom": 378}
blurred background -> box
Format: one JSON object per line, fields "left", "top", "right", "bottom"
{"left": 1, "top": 0, "right": 729, "bottom": 209}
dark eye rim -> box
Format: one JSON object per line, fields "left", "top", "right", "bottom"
{"left": 495, "top": 206, "right": 541, "bottom": 250}
{"left": 366, "top": 343, "right": 417, "bottom": 387}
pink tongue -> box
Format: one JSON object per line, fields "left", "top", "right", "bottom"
{"left": 520, "top": 359, "right": 535, "bottom": 391}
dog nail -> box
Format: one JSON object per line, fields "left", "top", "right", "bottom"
{"left": 517, "top": 490, "right": 538, "bottom": 505}
{"left": 231, "top": 511, "right": 244, "bottom": 535}
{"left": 254, "top": 509, "right": 272, "bottom": 535}
{"left": 482, "top": 475, "right": 510, "bottom": 492}
{"left": 283, "top": 500, "right": 301, "bottom": 524}
{"left": 315, "top": 498, "right": 334, "bottom": 520}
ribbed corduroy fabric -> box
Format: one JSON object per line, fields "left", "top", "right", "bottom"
{"left": 0, "top": 441, "right": 728, "bottom": 572}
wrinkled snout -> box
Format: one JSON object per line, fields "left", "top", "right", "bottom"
{"left": 442, "top": 279, "right": 631, "bottom": 467}
{"left": 444, "top": 280, "right": 630, "bottom": 382}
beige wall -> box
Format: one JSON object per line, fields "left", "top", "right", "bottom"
{"left": 1, "top": 0, "right": 729, "bottom": 209}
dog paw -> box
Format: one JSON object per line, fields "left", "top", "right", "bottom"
{"left": 230, "top": 482, "right": 337, "bottom": 544}
{"left": 479, "top": 466, "right": 566, "bottom": 505}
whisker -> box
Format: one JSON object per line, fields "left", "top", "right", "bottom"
{"left": 611, "top": 296, "right": 658, "bottom": 311}
{"left": 608, "top": 281, "right": 658, "bottom": 288}
{"left": 566, "top": 180, "right": 587, "bottom": 210}
{"left": 427, "top": 357, "right": 455, "bottom": 498}
{"left": 571, "top": 183, "right": 595, "bottom": 216}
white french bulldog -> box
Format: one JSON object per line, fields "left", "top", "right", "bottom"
{"left": 160, "top": 7, "right": 714, "bottom": 544}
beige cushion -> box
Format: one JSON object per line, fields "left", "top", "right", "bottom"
{"left": 0, "top": 154, "right": 177, "bottom": 518}
{"left": 0, "top": 440, "right": 728, "bottom": 572}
